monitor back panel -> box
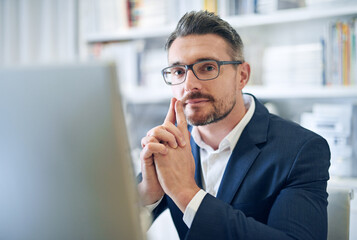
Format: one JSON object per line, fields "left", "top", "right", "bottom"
{"left": 0, "top": 63, "right": 143, "bottom": 240}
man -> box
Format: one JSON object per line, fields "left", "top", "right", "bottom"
{"left": 138, "top": 11, "right": 330, "bottom": 240}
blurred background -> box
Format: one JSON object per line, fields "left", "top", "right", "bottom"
{"left": 1, "top": 0, "right": 357, "bottom": 239}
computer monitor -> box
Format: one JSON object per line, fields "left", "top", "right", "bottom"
{"left": 0, "top": 62, "right": 145, "bottom": 240}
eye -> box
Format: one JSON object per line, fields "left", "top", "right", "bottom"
{"left": 204, "top": 65, "right": 215, "bottom": 71}
{"left": 172, "top": 67, "right": 185, "bottom": 77}
{"left": 200, "top": 63, "right": 217, "bottom": 72}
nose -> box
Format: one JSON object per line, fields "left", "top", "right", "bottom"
{"left": 184, "top": 69, "right": 202, "bottom": 92}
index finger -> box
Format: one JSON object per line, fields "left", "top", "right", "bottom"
{"left": 164, "top": 98, "right": 177, "bottom": 124}
{"left": 163, "top": 97, "right": 185, "bottom": 147}
{"left": 175, "top": 100, "right": 190, "bottom": 142}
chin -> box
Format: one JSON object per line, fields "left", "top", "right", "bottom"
{"left": 186, "top": 113, "right": 214, "bottom": 126}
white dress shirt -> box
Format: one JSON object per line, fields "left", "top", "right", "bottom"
{"left": 183, "top": 94, "right": 255, "bottom": 227}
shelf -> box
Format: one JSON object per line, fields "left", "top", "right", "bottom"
{"left": 86, "top": 24, "right": 176, "bottom": 43}
{"left": 226, "top": 4, "right": 357, "bottom": 28}
{"left": 86, "top": 4, "right": 357, "bottom": 43}
{"left": 243, "top": 85, "right": 357, "bottom": 99}
{"left": 120, "top": 85, "right": 357, "bottom": 104}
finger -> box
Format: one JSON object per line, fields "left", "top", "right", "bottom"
{"left": 141, "top": 135, "right": 159, "bottom": 148}
{"left": 164, "top": 98, "right": 177, "bottom": 124}
{"left": 147, "top": 126, "right": 178, "bottom": 149}
{"left": 141, "top": 143, "right": 168, "bottom": 160}
{"left": 175, "top": 100, "right": 190, "bottom": 141}
{"left": 162, "top": 121, "right": 186, "bottom": 147}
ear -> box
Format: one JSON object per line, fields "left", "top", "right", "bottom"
{"left": 236, "top": 62, "right": 250, "bottom": 91}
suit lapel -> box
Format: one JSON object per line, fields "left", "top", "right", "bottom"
{"left": 189, "top": 127, "right": 203, "bottom": 189}
{"left": 216, "top": 95, "right": 269, "bottom": 204}
{"left": 189, "top": 95, "right": 270, "bottom": 204}
{"left": 215, "top": 133, "right": 260, "bottom": 203}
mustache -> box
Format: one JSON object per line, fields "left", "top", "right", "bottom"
{"left": 181, "top": 92, "right": 215, "bottom": 104}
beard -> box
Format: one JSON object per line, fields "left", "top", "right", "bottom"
{"left": 182, "top": 91, "right": 236, "bottom": 126}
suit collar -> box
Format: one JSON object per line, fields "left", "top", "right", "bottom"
{"left": 240, "top": 93, "right": 269, "bottom": 145}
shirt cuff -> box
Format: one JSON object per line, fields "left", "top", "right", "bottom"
{"left": 145, "top": 196, "right": 163, "bottom": 212}
{"left": 183, "top": 189, "right": 207, "bottom": 228}
{"left": 141, "top": 196, "right": 164, "bottom": 231}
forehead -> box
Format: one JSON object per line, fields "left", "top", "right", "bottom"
{"left": 168, "top": 34, "right": 231, "bottom": 64}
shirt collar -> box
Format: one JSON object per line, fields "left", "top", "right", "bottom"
{"left": 191, "top": 94, "right": 255, "bottom": 153}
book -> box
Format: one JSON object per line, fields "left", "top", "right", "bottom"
{"left": 204, "top": 0, "right": 218, "bottom": 14}
{"left": 325, "top": 18, "right": 356, "bottom": 86}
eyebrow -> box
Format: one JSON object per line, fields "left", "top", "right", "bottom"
{"left": 169, "top": 58, "right": 219, "bottom": 67}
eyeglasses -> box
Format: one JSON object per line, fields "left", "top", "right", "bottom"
{"left": 161, "top": 60, "right": 243, "bottom": 85}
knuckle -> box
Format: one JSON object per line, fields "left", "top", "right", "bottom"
{"left": 150, "top": 130, "right": 159, "bottom": 137}
{"left": 146, "top": 143, "right": 158, "bottom": 152}
{"left": 168, "top": 134, "right": 176, "bottom": 143}
{"left": 144, "top": 143, "right": 152, "bottom": 152}
{"left": 147, "top": 125, "right": 161, "bottom": 135}
{"left": 150, "top": 126, "right": 163, "bottom": 136}
{"left": 141, "top": 136, "right": 159, "bottom": 148}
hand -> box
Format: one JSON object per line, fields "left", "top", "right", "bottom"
{"left": 138, "top": 138, "right": 165, "bottom": 205}
{"left": 138, "top": 98, "right": 185, "bottom": 205}
{"left": 153, "top": 100, "right": 200, "bottom": 213}
{"left": 145, "top": 98, "right": 187, "bottom": 149}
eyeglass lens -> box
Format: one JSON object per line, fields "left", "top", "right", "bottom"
{"left": 163, "top": 60, "right": 219, "bottom": 85}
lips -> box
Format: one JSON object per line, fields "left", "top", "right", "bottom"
{"left": 182, "top": 92, "right": 214, "bottom": 107}
{"left": 185, "top": 98, "right": 210, "bottom": 106}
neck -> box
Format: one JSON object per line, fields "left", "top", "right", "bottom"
{"left": 197, "top": 94, "right": 246, "bottom": 150}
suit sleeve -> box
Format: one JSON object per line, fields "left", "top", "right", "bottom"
{"left": 185, "top": 136, "right": 330, "bottom": 240}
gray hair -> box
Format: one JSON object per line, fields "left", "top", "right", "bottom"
{"left": 165, "top": 11, "right": 244, "bottom": 61}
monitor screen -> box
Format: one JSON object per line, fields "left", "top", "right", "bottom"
{"left": 0, "top": 62, "right": 144, "bottom": 240}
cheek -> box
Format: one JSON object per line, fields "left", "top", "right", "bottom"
{"left": 171, "top": 86, "right": 184, "bottom": 99}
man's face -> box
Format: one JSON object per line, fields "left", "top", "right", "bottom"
{"left": 168, "top": 34, "right": 241, "bottom": 126}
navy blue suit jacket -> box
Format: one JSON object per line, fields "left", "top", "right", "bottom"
{"left": 152, "top": 95, "right": 330, "bottom": 240}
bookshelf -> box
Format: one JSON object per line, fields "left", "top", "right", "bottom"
{"left": 226, "top": 4, "right": 357, "bottom": 28}
{"left": 84, "top": 1, "right": 357, "bottom": 180}
{"left": 83, "top": 2, "right": 357, "bottom": 239}
{"left": 86, "top": 4, "right": 357, "bottom": 43}
{"left": 85, "top": 2, "right": 357, "bottom": 102}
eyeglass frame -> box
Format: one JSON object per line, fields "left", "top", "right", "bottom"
{"left": 161, "top": 59, "right": 243, "bottom": 86}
